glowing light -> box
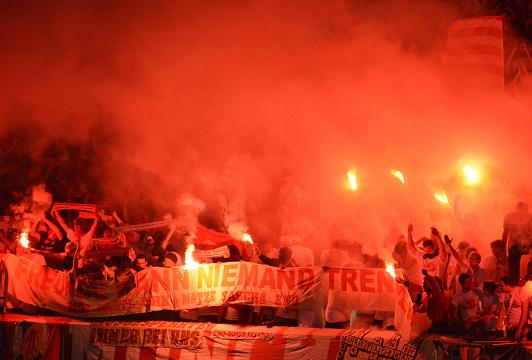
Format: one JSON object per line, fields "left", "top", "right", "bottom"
{"left": 242, "top": 233, "right": 253, "bottom": 244}
{"left": 183, "top": 244, "right": 199, "bottom": 270}
{"left": 462, "top": 164, "right": 480, "bottom": 186}
{"left": 434, "top": 191, "right": 449, "bottom": 206}
{"left": 385, "top": 263, "right": 396, "bottom": 279}
{"left": 19, "top": 231, "right": 30, "bottom": 249}
{"left": 391, "top": 169, "right": 405, "bottom": 184}
{"left": 347, "top": 170, "right": 358, "bottom": 191}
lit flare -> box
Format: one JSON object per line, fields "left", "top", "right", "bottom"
{"left": 19, "top": 231, "right": 30, "bottom": 249}
{"left": 385, "top": 263, "right": 396, "bottom": 279}
{"left": 391, "top": 169, "right": 405, "bottom": 184}
{"left": 183, "top": 244, "right": 199, "bottom": 270}
{"left": 463, "top": 164, "right": 480, "bottom": 186}
{"left": 347, "top": 170, "right": 358, "bottom": 191}
{"left": 434, "top": 191, "right": 449, "bottom": 206}
{"left": 242, "top": 233, "right": 253, "bottom": 244}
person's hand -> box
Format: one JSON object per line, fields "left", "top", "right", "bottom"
{"left": 431, "top": 227, "right": 439, "bottom": 236}
{"left": 408, "top": 223, "right": 413, "bottom": 233}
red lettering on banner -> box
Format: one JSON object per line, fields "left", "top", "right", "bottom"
{"left": 240, "top": 263, "right": 259, "bottom": 287}
{"left": 132, "top": 329, "right": 140, "bottom": 344}
{"left": 198, "top": 266, "right": 214, "bottom": 289}
{"left": 259, "top": 267, "right": 276, "bottom": 289}
{"left": 277, "top": 269, "right": 295, "bottom": 289}
{"left": 328, "top": 268, "right": 341, "bottom": 290}
{"left": 376, "top": 269, "right": 395, "bottom": 293}
{"left": 360, "top": 269, "right": 375, "bottom": 292}
{"left": 341, "top": 269, "right": 357, "bottom": 291}
{"left": 221, "top": 263, "right": 238, "bottom": 287}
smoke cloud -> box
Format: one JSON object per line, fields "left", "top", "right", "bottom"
{"left": 1, "top": 1, "right": 531, "bottom": 259}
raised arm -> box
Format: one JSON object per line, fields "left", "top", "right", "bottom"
{"left": 432, "top": 227, "right": 448, "bottom": 262}
{"left": 52, "top": 209, "right": 72, "bottom": 234}
{"left": 407, "top": 223, "right": 417, "bottom": 254}
{"left": 444, "top": 235, "right": 466, "bottom": 267}
{"left": 42, "top": 216, "right": 64, "bottom": 241}
{"left": 88, "top": 213, "right": 100, "bottom": 237}
{"left": 160, "top": 222, "right": 178, "bottom": 249}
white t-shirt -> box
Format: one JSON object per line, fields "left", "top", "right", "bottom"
{"left": 320, "top": 249, "right": 350, "bottom": 267}
{"left": 503, "top": 287, "right": 528, "bottom": 328}
{"left": 415, "top": 250, "right": 446, "bottom": 279}
{"left": 290, "top": 245, "right": 315, "bottom": 267}
{"left": 400, "top": 257, "right": 423, "bottom": 287}
{"left": 452, "top": 289, "right": 482, "bottom": 326}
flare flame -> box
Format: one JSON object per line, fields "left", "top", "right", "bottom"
{"left": 391, "top": 169, "right": 405, "bottom": 184}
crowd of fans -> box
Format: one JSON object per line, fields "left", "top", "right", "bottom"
{"left": 391, "top": 202, "right": 532, "bottom": 341}
{"left": 0, "top": 196, "right": 531, "bottom": 341}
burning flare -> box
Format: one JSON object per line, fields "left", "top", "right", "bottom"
{"left": 19, "top": 231, "right": 30, "bottom": 249}
{"left": 183, "top": 244, "right": 199, "bottom": 270}
{"left": 462, "top": 164, "right": 480, "bottom": 186}
{"left": 434, "top": 191, "right": 449, "bottom": 206}
{"left": 390, "top": 169, "right": 405, "bottom": 184}
{"left": 346, "top": 170, "right": 358, "bottom": 191}
{"left": 385, "top": 263, "right": 396, "bottom": 279}
{"left": 242, "top": 233, "right": 253, "bottom": 244}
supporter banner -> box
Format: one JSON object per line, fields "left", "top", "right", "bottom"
{"left": 86, "top": 322, "right": 344, "bottom": 360}
{"left": 326, "top": 268, "right": 398, "bottom": 312}
{"left": 193, "top": 246, "right": 230, "bottom": 260}
{"left": 0, "top": 254, "right": 322, "bottom": 317}
{"left": 90, "top": 321, "right": 205, "bottom": 349}
{"left": 336, "top": 329, "right": 426, "bottom": 360}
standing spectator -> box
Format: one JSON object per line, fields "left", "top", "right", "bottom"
{"left": 447, "top": 236, "right": 486, "bottom": 289}
{"left": 502, "top": 202, "right": 532, "bottom": 284}
{"left": 407, "top": 224, "right": 448, "bottom": 281}
{"left": 415, "top": 271, "right": 450, "bottom": 334}
{"left": 498, "top": 276, "right": 530, "bottom": 340}
{"left": 392, "top": 240, "right": 423, "bottom": 300}
{"left": 480, "top": 281, "right": 501, "bottom": 335}
{"left": 451, "top": 273, "right": 483, "bottom": 334}
{"left": 483, "top": 240, "right": 507, "bottom": 282}
{"left": 258, "top": 247, "right": 299, "bottom": 326}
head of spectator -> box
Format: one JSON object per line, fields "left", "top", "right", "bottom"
{"left": 103, "top": 228, "right": 113, "bottom": 239}
{"left": 422, "top": 239, "right": 436, "bottom": 255}
{"left": 73, "top": 219, "right": 86, "bottom": 237}
{"left": 103, "top": 257, "right": 119, "bottom": 279}
{"left": 65, "top": 241, "right": 77, "bottom": 255}
{"left": 500, "top": 275, "right": 516, "bottom": 292}
{"left": 482, "top": 280, "right": 497, "bottom": 297}
{"left": 133, "top": 254, "right": 148, "bottom": 271}
{"left": 465, "top": 247, "right": 478, "bottom": 259}
{"left": 150, "top": 246, "right": 165, "bottom": 266}
{"left": 468, "top": 252, "right": 481, "bottom": 270}
{"left": 457, "top": 241, "right": 470, "bottom": 257}
{"left": 278, "top": 247, "right": 293, "bottom": 266}
{"left": 490, "top": 239, "right": 505, "bottom": 258}
{"left": 163, "top": 252, "right": 179, "bottom": 268}
{"left": 144, "top": 235, "right": 156, "bottom": 254}
{"left": 458, "top": 273, "right": 472, "bottom": 292}
{"left": 392, "top": 240, "right": 415, "bottom": 267}
{"left": 516, "top": 201, "right": 528, "bottom": 213}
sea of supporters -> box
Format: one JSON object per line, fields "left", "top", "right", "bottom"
{"left": 0, "top": 199, "right": 531, "bottom": 342}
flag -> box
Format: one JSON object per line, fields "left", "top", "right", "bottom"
{"left": 443, "top": 16, "right": 504, "bottom": 88}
